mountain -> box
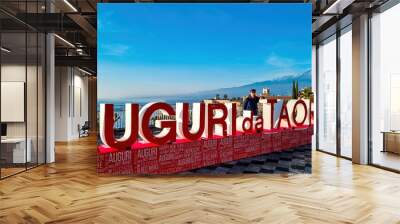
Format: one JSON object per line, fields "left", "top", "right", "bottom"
{"left": 115, "top": 70, "right": 312, "bottom": 104}
{"left": 191, "top": 70, "right": 311, "bottom": 99}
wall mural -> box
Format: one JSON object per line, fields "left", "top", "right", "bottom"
{"left": 97, "top": 3, "right": 313, "bottom": 175}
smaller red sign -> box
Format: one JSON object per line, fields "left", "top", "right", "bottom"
{"left": 218, "top": 136, "right": 234, "bottom": 163}
{"left": 133, "top": 144, "right": 159, "bottom": 174}
{"left": 202, "top": 137, "right": 220, "bottom": 167}
{"left": 261, "top": 132, "right": 273, "bottom": 154}
{"left": 97, "top": 149, "right": 133, "bottom": 175}
{"left": 271, "top": 131, "right": 282, "bottom": 152}
{"left": 97, "top": 127, "right": 314, "bottom": 175}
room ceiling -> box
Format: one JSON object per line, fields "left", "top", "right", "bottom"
{"left": 0, "top": 0, "right": 393, "bottom": 74}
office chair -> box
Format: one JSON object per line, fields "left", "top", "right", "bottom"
{"left": 79, "top": 121, "right": 90, "bottom": 138}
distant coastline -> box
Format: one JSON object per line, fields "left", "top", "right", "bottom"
{"left": 98, "top": 70, "right": 311, "bottom": 106}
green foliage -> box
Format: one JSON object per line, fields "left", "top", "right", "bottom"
{"left": 292, "top": 80, "right": 299, "bottom": 99}
{"left": 300, "top": 87, "right": 313, "bottom": 99}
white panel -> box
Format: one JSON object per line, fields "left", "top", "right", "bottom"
{"left": 390, "top": 74, "right": 400, "bottom": 130}
{"left": 1, "top": 82, "right": 25, "bottom": 122}
{"left": 317, "top": 36, "right": 337, "bottom": 154}
{"left": 75, "top": 86, "right": 81, "bottom": 118}
{"left": 340, "top": 28, "right": 353, "bottom": 158}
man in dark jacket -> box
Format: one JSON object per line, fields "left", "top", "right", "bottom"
{"left": 243, "top": 89, "right": 260, "bottom": 116}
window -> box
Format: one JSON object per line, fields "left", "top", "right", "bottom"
{"left": 0, "top": 1, "right": 47, "bottom": 179}
{"left": 317, "top": 35, "right": 337, "bottom": 154}
{"left": 370, "top": 3, "right": 400, "bottom": 171}
{"left": 339, "top": 26, "right": 352, "bottom": 158}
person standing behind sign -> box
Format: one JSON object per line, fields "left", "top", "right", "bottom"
{"left": 243, "top": 89, "right": 260, "bottom": 116}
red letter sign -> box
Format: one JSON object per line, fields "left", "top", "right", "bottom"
{"left": 277, "top": 101, "right": 291, "bottom": 129}
{"left": 207, "top": 103, "right": 228, "bottom": 137}
{"left": 292, "top": 99, "right": 308, "bottom": 126}
{"left": 99, "top": 104, "right": 139, "bottom": 150}
{"left": 181, "top": 103, "right": 205, "bottom": 141}
{"left": 140, "top": 102, "right": 176, "bottom": 145}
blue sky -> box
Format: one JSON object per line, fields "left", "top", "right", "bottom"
{"left": 98, "top": 3, "right": 311, "bottom": 101}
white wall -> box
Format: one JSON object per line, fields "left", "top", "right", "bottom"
{"left": 317, "top": 36, "right": 337, "bottom": 154}
{"left": 1, "top": 63, "right": 46, "bottom": 164}
{"left": 1, "top": 65, "right": 40, "bottom": 137}
{"left": 55, "top": 67, "right": 89, "bottom": 141}
{"left": 1, "top": 65, "right": 26, "bottom": 139}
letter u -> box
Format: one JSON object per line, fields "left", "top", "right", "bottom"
{"left": 99, "top": 103, "right": 139, "bottom": 150}
{"left": 176, "top": 103, "right": 205, "bottom": 141}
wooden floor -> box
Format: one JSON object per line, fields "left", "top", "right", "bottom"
{"left": 372, "top": 150, "right": 400, "bottom": 171}
{"left": 1, "top": 136, "right": 400, "bottom": 224}
{"left": 0, "top": 167, "right": 26, "bottom": 178}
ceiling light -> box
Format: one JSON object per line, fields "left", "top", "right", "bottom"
{"left": 63, "top": 0, "right": 78, "bottom": 12}
{"left": 1, "top": 47, "right": 11, "bottom": 53}
{"left": 76, "top": 48, "right": 85, "bottom": 55}
{"left": 78, "top": 67, "right": 93, "bottom": 76}
{"left": 54, "top": 34, "right": 75, "bottom": 48}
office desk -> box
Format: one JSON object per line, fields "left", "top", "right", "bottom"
{"left": 1, "top": 138, "right": 31, "bottom": 163}
{"left": 382, "top": 131, "right": 400, "bottom": 154}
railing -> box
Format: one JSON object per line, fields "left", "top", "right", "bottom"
{"left": 98, "top": 105, "right": 247, "bottom": 131}
{"left": 106, "top": 110, "right": 178, "bottom": 130}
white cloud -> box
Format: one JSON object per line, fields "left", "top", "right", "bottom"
{"left": 265, "top": 53, "right": 296, "bottom": 68}
{"left": 100, "top": 44, "right": 130, "bottom": 56}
